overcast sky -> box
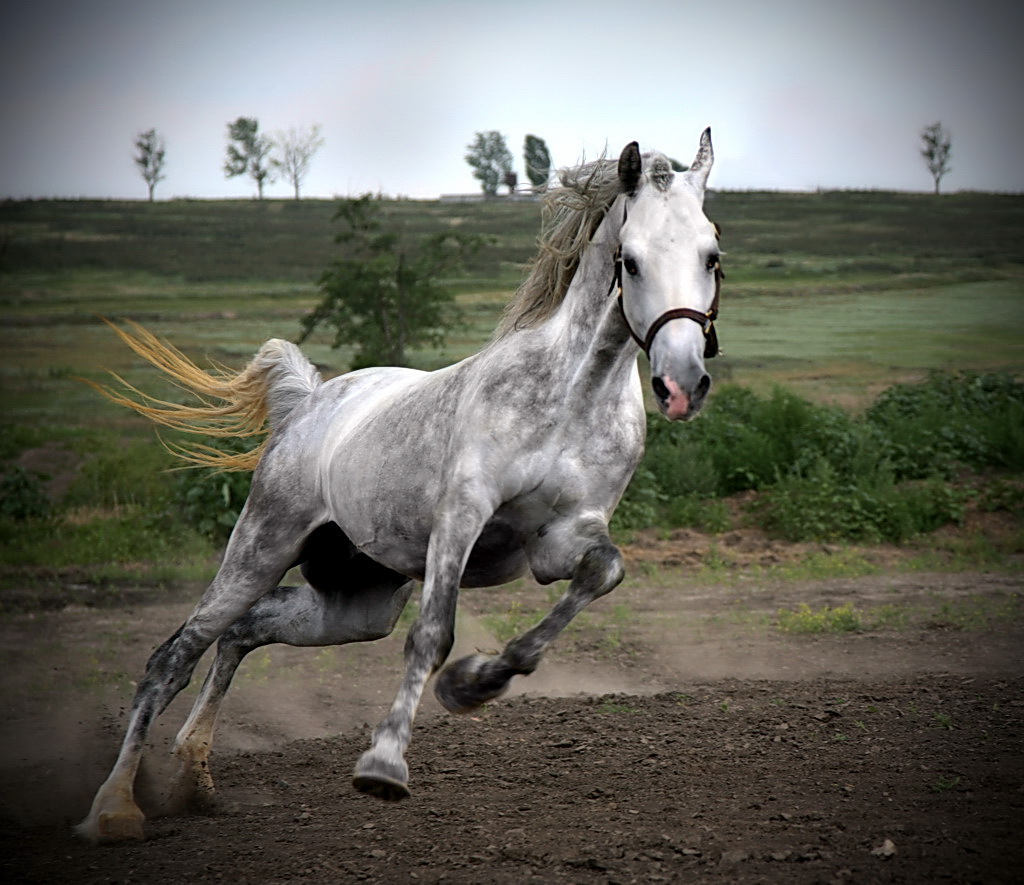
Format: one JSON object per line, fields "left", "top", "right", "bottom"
{"left": 2, "top": 0, "right": 1021, "bottom": 199}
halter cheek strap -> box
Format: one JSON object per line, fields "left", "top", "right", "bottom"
{"left": 610, "top": 242, "right": 723, "bottom": 360}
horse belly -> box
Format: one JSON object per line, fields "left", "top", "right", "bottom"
{"left": 462, "top": 519, "right": 528, "bottom": 587}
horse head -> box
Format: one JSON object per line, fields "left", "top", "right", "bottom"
{"left": 615, "top": 128, "right": 721, "bottom": 421}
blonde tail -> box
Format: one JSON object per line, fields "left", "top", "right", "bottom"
{"left": 84, "top": 319, "right": 321, "bottom": 471}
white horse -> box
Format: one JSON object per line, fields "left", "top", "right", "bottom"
{"left": 77, "top": 129, "right": 724, "bottom": 841}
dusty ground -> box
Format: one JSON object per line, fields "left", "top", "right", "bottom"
{"left": 1, "top": 526, "right": 1022, "bottom": 884}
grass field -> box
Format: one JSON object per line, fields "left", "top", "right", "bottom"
{"left": 1, "top": 191, "right": 1022, "bottom": 587}
{"left": 3, "top": 191, "right": 1021, "bottom": 420}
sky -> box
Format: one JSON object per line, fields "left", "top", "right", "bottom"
{"left": 1, "top": 0, "right": 1022, "bottom": 200}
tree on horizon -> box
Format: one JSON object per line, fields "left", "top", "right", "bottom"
{"left": 272, "top": 124, "right": 325, "bottom": 200}
{"left": 523, "top": 135, "right": 551, "bottom": 192}
{"left": 133, "top": 128, "right": 166, "bottom": 202}
{"left": 920, "top": 122, "right": 952, "bottom": 194}
{"left": 465, "top": 131, "right": 514, "bottom": 197}
{"left": 224, "top": 117, "right": 274, "bottom": 199}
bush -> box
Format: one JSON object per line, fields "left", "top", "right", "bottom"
{"left": 174, "top": 437, "right": 254, "bottom": 543}
{"left": 0, "top": 466, "right": 51, "bottom": 520}
{"left": 618, "top": 372, "right": 1014, "bottom": 542}
{"left": 755, "top": 459, "right": 963, "bottom": 543}
{"left": 867, "top": 371, "right": 1024, "bottom": 477}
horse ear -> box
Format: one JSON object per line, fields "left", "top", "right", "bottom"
{"left": 618, "top": 142, "right": 642, "bottom": 194}
{"left": 686, "top": 127, "right": 714, "bottom": 190}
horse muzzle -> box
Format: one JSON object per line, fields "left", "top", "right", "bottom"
{"left": 651, "top": 370, "right": 710, "bottom": 421}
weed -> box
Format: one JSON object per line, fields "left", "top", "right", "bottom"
{"left": 930, "top": 775, "right": 962, "bottom": 793}
{"left": 596, "top": 702, "right": 640, "bottom": 714}
{"left": 776, "top": 602, "right": 863, "bottom": 634}
{"left": 481, "top": 602, "right": 537, "bottom": 645}
{"left": 933, "top": 712, "right": 955, "bottom": 730}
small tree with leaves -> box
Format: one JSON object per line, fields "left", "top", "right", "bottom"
{"left": 523, "top": 134, "right": 551, "bottom": 192}
{"left": 224, "top": 117, "right": 274, "bottom": 198}
{"left": 920, "top": 122, "right": 952, "bottom": 194}
{"left": 465, "top": 131, "right": 514, "bottom": 197}
{"left": 301, "top": 196, "right": 481, "bottom": 368}
{"left": 272, "top": 124, "right": 325, "bottom": 199}
{"left": 134, "top": 128, "right": 166, "bottom": 201}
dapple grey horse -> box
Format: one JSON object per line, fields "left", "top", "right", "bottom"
{"left": 77, "top": 129, "right": 723, "bottom": 841}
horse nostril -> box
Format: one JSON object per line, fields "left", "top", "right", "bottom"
{"left": 651, "top": 376, "right": 669, "bottom": 403}
{"left": 696, "top": 374, "right": 711, "bottom": 398}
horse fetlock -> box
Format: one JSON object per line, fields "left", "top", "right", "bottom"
{"left": 168, "top": 750, "right": 218, "bottom": 814}
{"left": 578, "top": 543, "right": 625, "bottom": 595}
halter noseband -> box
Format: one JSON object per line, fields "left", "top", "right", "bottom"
{"left": 610, "top": 217, "right": 723, "bottom": 360}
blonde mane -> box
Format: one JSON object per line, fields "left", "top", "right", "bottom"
{"left": 495, "top": 156, "right": 624, "bottom": 337}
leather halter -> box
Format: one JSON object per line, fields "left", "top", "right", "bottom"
{"left": 610, "top": 219, "right": 723, "bottom": 360}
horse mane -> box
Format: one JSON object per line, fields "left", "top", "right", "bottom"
{"left": 495, "top": 155, "right": 625, "bottom": 337}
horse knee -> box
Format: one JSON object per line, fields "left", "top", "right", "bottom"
{"left": 404, "top": 617, "right": 455, "bottom": 673}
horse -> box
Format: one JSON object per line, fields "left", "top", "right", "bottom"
{"left": 76, "top": 129, "right": 724, "bottom": 842}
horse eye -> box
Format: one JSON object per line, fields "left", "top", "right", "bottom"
{"left": 623, "top": 257, "right": 639, "bottom": 276}
{"left": 705, "top": 254, "right": 720, "bottom": 272}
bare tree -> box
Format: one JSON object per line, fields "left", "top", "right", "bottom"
{"left": 272, "top": 124, "right": 325, "bottom": 199}
{"left": 133, "top": 128, "right": 166, "bottom": 202}
{"left": 920, "top": 122, "right": 952, "bottom": 194}
{"left": 224, "top": 117, "right": 274, "bottom": 199}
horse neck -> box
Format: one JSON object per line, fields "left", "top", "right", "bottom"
{"left": 550, "top": 198, "right": 635, "bottom": 379}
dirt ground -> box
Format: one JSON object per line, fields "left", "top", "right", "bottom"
{"left": 1, "top": 526, "right": 1022, "bottom": 884}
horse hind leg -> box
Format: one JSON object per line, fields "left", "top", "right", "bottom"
{"left": 75, "top": 500, "right": 318, "bottom": 843}
{"left": 434, "top": 536, "right": 624, "bottom": 714}
{"left": 170, "top": 561, "right": 414, "bottom": 812}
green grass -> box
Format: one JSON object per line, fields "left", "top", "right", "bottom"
{"left": 1, "top": 192, "right": 1022, "bottom": 585}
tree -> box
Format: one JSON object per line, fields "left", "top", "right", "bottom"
{"left": 523, "top": 134, "right": 551, "bottom": 192}
{"left": 133, "top": 128, "right": 166, "bottom": 201}
{"left": 300, "top": 196, "right": 481, "bottom": 368}
{"left": 920, "top": 122, "right": 952, "bottom": 194}
{"left": 272, "top": 124, "right": 325, "bottom": 200}
{"left": 224, "top": 117, "right": 274, "bottom": 198}
{"left": 465, "top": 131, "right": 514, "bottom": 197}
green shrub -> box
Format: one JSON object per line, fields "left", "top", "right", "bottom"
{"left": 0, "top": 466, "right": 51, "bottom": 520}
{"left": 756, "top": 459, "right": 964, "bottom": 543}
{"left": 619, "top": 373, "right": 1009, "bottom": 542}
{"left": 611, "top": 466, "right": 664, "bottom": 533}
{"left": 867, "top": 371, "right": 1024, "bottom": 477}
{"left": 174, "top": 437, "right": 254, "bottom": 543}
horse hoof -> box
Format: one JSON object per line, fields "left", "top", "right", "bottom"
{"left": 434, "top": 653, "right": 509, "bottom": 714}
{"left": 352, "top": 772, "right": 411, "bottom": 801}
{"left": 75, "top": 808, "right": 146, "bottom": 843}
{"left": 352, "top": 752, "right": 410, "bottom": 801}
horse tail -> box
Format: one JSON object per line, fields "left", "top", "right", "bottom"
{"left": 86, "top": 319, "right": 321, "bottom": 471}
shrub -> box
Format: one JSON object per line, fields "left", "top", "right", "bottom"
{"left": 867, "top": 371, "right": 1024, "bottom": 477}
{"left": 620, "top": 373, "right": 1009, "bottom": 542}
{"left": 174, "top": 437, "right": 254, "bottom": 543}
{"left": 0, "top": 466, "right": 51, "bottom": 520}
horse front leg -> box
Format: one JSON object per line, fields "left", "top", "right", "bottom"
{"left": 434, "top": 535, "right": 624, "bottom": 714}
{"left": 352, "top": 501, "right": 489, "bottom": 801}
